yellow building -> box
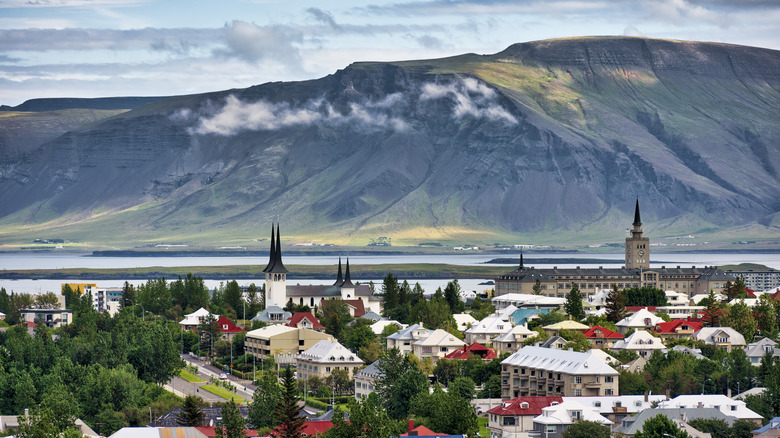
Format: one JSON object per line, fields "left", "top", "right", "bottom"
{"left": 62, "top": 283, "right": 97, "bottom": 295}
{"left": 244, "top": 325, "right": 334, "bottom": 359}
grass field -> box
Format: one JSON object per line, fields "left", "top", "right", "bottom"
{"left": 178, "top": 369, "right": 203, "bottom": 383}
{"left": 478, "top": 416, "right": 489, "bottom": 436}
{"left": 200, "top": 384, "right": 248, "bottom": 403}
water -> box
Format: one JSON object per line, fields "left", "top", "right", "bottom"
{"left": 1, "top": 252, "right": 778, "bottom": 295}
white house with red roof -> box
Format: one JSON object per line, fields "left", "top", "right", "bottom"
{"left": 286, "top": 312, "right": 325, "bottom": 332}
{"left": 653, "top": 318, "right": 703, "bottom": 343}
{"left": 215, "top": 315, "right": 244, "bottom": 341}
{"left": 487, "top": 396, "right": 563, "bottom": 438}
{"left": 581, "top": 325, "right": 624, "bottom": 349}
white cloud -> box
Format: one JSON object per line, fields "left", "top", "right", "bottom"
{"left": 215, "top": 20, "right": 303, "bottom": 68}
{"left": 420, "top": 76, "right": 517, "bottom": 124}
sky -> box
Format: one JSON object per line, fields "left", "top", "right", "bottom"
{"left": 1, "top": 0, "right": 780, "bottom": 107}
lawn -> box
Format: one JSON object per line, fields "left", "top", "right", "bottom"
{"left": 178, "top": 369, "right": 204, "bottom": 383}
{"left": 478, "top": 416, "right": 489, "bottom": 437}
{"left": 201, "top": 384, "right": 248, "bottom": 404}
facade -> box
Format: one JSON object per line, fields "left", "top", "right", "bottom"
{"left": 495, "top": 202, "right": 735, "bottom": 299}
{"left": 725, "top": 269, "right": 780, "bottom": 292}
{"left": 581, "top": 325, "right": 624, "bottom": 349}
{"left": 20, "top": 308, "right": 73, "bottom": 328}
{"left": 610, "top": 330, "right": 666, "bottom": 358}
{"left": 286, "top": 312, "right": 325, "bottom": 332}
{"left": 500, "top": 346, "right": 619, "bottom": 399}
{"left": 86, "top": 286, "right": 123, "bottom": 316}
{"left": 531, "top": 399, "right": 612, "bottom": 438}
{"left": 694, "top": 327, "right": 747, "bottom": 352}
{"left": 251, "top": 305, "right": 291, "bottom": 324}
{"left": 493, "top": 325, "right": 539, "bottom": 355}
{"left": 244, "top": 325, "right": 334, "bottom": 358}
{"left": 297, "top": 340, "right": 363, "bottom": 380}
{"left": 465, "top": 316, "right": 513, "bottom": 346}
{"left": 354, "top": 361, "right": 381, "bottom": 400}
{"left": 412, "top": 329, "right": 465, "bottom": 364}
{"left": 653, "top": 319, "right": 703, "bottom": 343}
{"left": 386, "top": 323, "right": 431, "bottom": 355}
{"left": 615, "top": 408, "right": 733, "bottom": 438}
{"left": 486, "top": 396, "right": 563, "bottom": 438}
{"left": 491, "top": 294, "right": 565, "bottom": 311}
{"left": 745, "top": 338, "right": 779, "bottom": 366}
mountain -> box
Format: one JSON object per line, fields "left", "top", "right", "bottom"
{"left": 1, "top": 36, "right": 779, "bottom": 248}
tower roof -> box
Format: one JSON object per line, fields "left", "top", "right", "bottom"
{"left": 262, "top": 224, "right": 275, "bottom": 273}
{"left": 633, "top": 199, "right": 642, "bottom": 227}
{"left": 265, "top": 223, "right": 288, "bottom": 274}
{"left": 334, "top": 257, "right": 343, "bottom": 286}
{"left": 342, "top": 258, "right": 354, "bottom": 287}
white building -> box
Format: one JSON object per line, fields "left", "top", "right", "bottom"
{"left": 657, "top": 394, "right": 763, "bottom": 424}
{"left": 615, "top": 308, "right": 663, "bottom": 334}
{"left": 531, "top": 398, "right": 612, "bottom": 438}
{"left": 179, "top": 308, "right": 217, "bottom": 331}
{"left": 453, "top": 313, "right": 478, "bottom": 332}
{"left": 354, "top": 361, "right": 381, "bottom": 400}
{"left": 610, "top": 330, "right": 666, "bottom": 359}
{"left": 694, "top": 327, "right": 747, "bottom": 352}
{"left": 492, "top": 325, "right": 539, "bottom": 355}
{"left": 412, "top": 329, "right": 464, "bottom": 364}
{"left": 297, "top": 340, "right": 363, "bottom": 379}
{"left": 386, "top": 323, "right": 430, "bottom": 355}
{"left": 492, "top": 294, "right": 565, "bottom": 312}
{"left": 466, "top": 316, "right": 513, "bottom": 346}
{"left": 86, "top": 286, "right": 123, "bottom": 316}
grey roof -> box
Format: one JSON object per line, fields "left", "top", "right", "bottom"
{"left": 154, "top": 406, "right": 250, "bottom": 427}
{"left": 359, "top": 311, "right": 383, "bottom": 322}
{"left": 285, "top": 284, "right": 372, "bottom": 298}
{"left": 386, "top": 323, "right": 428, "bottom": 341}
{"left": 355, "top": 361, "right": 383, "bottom": 379}
{"left": 616, "top": 408, "right": 736, "bottom": 436}
{"left": 252, "top": 306, "right": 291, "bottom": 322}
{"left": 538, "top": 336, "right": 567, "bottom": 349}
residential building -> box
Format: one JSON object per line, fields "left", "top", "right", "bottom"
{"left": 541, "top": 320, "right": 589, "bottom": 336}
{"left": 654, "top": 319, "right": 703, "bottom": 343}
{"left": 286, "top": 312, "right": 325, "bottom": 332}
{"left": 354, "top": 361, "right": 381, "bottom": 400}
{"left": 492, "top": 325, "right": 539, "bottom": 355}
{"left": 563, "top": 394, "right": 668, "bottom": 426}
{"left": 180, "top": 308, "right": 218, "bottom": 331}
{"left": 251, "top": 305, "right": 291, "bottom": 325}
{"left": 668, "top": 345, "right": 706, "bottom": 360}
{"left": 1, "top": 415, "right": 98, "bottom": 437}
{"left": 465, "top": 316, "right": 512, "bottom": 346}
{"left": 486, "top": 396, "right": 563, "bottom": 438}
{"left": 20, "top": 308, "right": 72, "bottom": 328}
{"left": 657, "top": 394, "right": 764, "bottom": 424}
{"left": 454, "top": 313, "right": 478, "bottom": 331}
{"left": 359, "top": 311, "right": 383, "bottom": 322}
{"left": 508, "top": 308, "right": 550, "bottom": 326}
{"left": 531, "top": 398, "right": 612, "bottom": 438}
{"left": 537, "top": 336, "right": 568, "bottom": 350}
{"left": 746, "top": 338, "right": 779, "bottom": 366}
{"left": 412, "top": 329, "right": 464, "bottom": 364}
{"left": 615, "top": 308, "right": 663, "bottom": 334}
{"left": 215, "top": 315, "right": 245, "bottom": 341}
{"left": 581, "top": 325, "right": 624, "bottom": 349}
{"left": 656, "top": 304, "right": 704, "bottom": 320}
{"left": 297, "top": 340, "right": 363, "bottom": 380}
{"left": 615, "top": 408, "right": 734, "bottom": 438}
{"left": 86, "top": 286, "right": 123, "bottom": 316}
{"left": 611, "top": 330, "right": 666, "bottom": 359}
{"left": 491, "top": 294, "right": 565, "bottom": 312}
{"left": 445, "top": 342, "right": 498, "bottom": 361}
{"left": 386, "top": 323, "right": 431, "bottom": 355}
{"left": 752, "top": 416, "right": 780, "bottom": 438}
{"left": 244, "top": 325, "right": 334, "bottom": 359}
{"left": 496, "top": 305, "right": 520, "bottom": 321}
{"left": 725, "top": 269, "right": 780, "bottom": 292}
{"left": 694, "top": 327, "right": 747, "bottom": 352}
{"left": 370, "top": 319, "right": 405, "bottom": 335}
{"left": 500, "top": 346, "right": 619, "bottom": 399}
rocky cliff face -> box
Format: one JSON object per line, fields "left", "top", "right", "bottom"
{"left": 1, "top": 37, "right": 778, "bottom": 245}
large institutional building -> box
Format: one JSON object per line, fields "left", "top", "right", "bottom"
{"left": 495, "top": 201, "right": 735, "bottom": 298}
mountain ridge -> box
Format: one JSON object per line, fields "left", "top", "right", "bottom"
{"left": 0, "top": 36, "right": 778, "bottom": 247}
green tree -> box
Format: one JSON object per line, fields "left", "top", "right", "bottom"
{"left": 478, "top": 374, "right": 502, "bottom": 398}
{"left": 223, "top": 281, "right": 244, "bottom": 319}
{"left": 273, "top": 366, "right": 305, "bottom": 438}
{"left": 605, "top": 284, "right": 628, "bottom": 323}
{"left": 411, "top": 291, "right": 455, "bottom": 330}
{"left": 344, "top": 319, "right": 377, "bottom": 353}
{"left": 702, "top": 290, "right": 726, "bottom": 327}
{"left": 623, "top": 287, "right": 668, "bottom": 307}
{"left": 177, "top": 395, "right": 206, "bottom": 426}
{"left": 249, "top": 371, "right": 283, "bottom": 429}
{"left": 324, "top": 393, "right": 406, "bottom": 438}
{"left": 375, "top": 349, "right": 429, "bottom": 420}
{"left": 41, "top": 382, "right": 79, "bottom": 432}
{"left": 410, "top": 385, "right": 478, "bottom": 436}
{"left": 635, "top": 415, "right": 690, "bottom": 438}
{"left": 726, "top": 348, "right": 755, "bottom": 395}
{"left": 320, "top": 299, "right": 354, "bottom": 340}
{"left": 562, "top": 420, "right": 611, "bottom": 438}
{"left": 381, "top": 273, "right": 400, "bottom": 318}
{"left": 724, "top": 300, "right": 756, "bottom": 343}
{"left": 564, "top": 284, "right": 586, "bottom": 321}
{"left": 246, "top": 283, "right": 261, "bottom": 320}
{"left": 533, "top": 279, "right": 543, "bottom": 295}
{"left": 214, "top": 399, "right": 246, "bottom": 438}
{"left": 443, "top": 280, "right": 466, "bottom": 314}
{"left": 199, "top": 313, "right": 220, "bottom": 357}
{"left": 433, "top": 358, "right": 460, "bottom": 387}
{"left": 449, "top": 376, "right": 476, "bottom": 400}
{"left": 16, "top": 407, "right": 60, "bottom": 438}
{"left": 754, "top": 294, "right": 778, "bottom": 338}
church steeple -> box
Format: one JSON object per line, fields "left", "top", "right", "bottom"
{"left": 342, "top": 258, "right": 353, "bottom": 287}
{"left": 334, "top": 257, "right": 344, "bottom": 286}
{"left": 519, "top": 252, "right": 525, "bottom": 270}
{"left": 625, "top": 199, "right": 649, "bottom": 270}
{"left": 269, "top": 223, "right": 287, "bottom": 273}
{"left": 633, "top": 198, "right": 642, "bottom": 228}
{"left": 262, "top": 224, "right": 275, "bottom": 273}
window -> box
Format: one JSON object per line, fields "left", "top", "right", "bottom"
{"left": 503, "top": 417, "right": 516, "bottom": 426}
{"left": 326, "top": 367, "right": 331, "bottom": 372}
{"left": 546, "top": 425, "right": 557, "bottom": 433}
{"left": 605, "top": 389, "right": 614, "bottom": 395}
{"left": 571, "top": 411, "right": 582, "bottom": 420}
{"left": 573, "top": 389, "right": 582, "bottom": 396}
{"left": 605, "top": 376, "right": 614, "bottom": 383}
{"left": 441, "top": 347, "right": 448, "bottom": 352}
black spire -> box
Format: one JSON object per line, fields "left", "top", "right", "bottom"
{"left": 334, "top": 257, "right": 344, "bottom": 286}
{"left": 519, "top": 252, "right": 524, "bottom": 270}
{"left": 633, "top": 198, "right": 642, "bottom": 227}
{"left": 269, "top": 223, "right": 288, "bottom": 273}
{"left": 263, "top": 224, "right": 275, "bottom": 273}
{"left": 342, "top": 258, "right": 354, "bottom": 287}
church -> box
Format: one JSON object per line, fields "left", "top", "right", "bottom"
{"left": 494, "top": 200, "right": 734, "bottom": 299}
{"left": 263, "top": 224, "right": 382, "bottom": 316}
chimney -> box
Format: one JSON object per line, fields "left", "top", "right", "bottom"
{"left": 24, "top": 408, "right": 29, "bottom": 418}
{"left": 409, "top": 419, "right": 414, "bottom": 432}
{"left": 728, "top": 388, "right": 732, "bottom": 398}
{"left": 665, "top": 389, "right": 670, "bottom": 400}
{"left": 644, "top": 391, "right": 649, "bottom": 402}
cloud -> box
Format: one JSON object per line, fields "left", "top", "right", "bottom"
{"left": 183, "top": 76, "right": 517, "bottom": 136}
{"left": 624, "top": 26, "right": 643, "bottom": 36}
{"left": 307, "top": 7, "right": 342, "bottom": 32}
{"left": 215, "top": 20, "right": 303, "bottom": 68}
{"left": 415, "top": 34, "right": 444, "bottom": 49}
{"left": 0, "top": 28, "right": 218, "bottom": 51}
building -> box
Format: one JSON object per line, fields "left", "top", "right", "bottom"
{"left": 215, "top": 315, "right": 245, "bottom": 341}
{"left": 486, "top": 396, "right": 563, "bottom": 438}
{"left": 386, "top": 323, "right": 431, "bottom": 355}
{"left": 20, "top": 308, "right": 72, "bottom": 328}
{"left": 615, "top": 408, "right": 733, "bottom": 438}
{"left": 244, "top": 325, "right": 334, "bottom": 359}
{"left": 454, "top": 313, "right": 478, "bottom": 331}
{"left": 653, "top": 319, "right": 703, "bottom": 343}
{"left": 657, "top": 394, "right": 763, "bottom": 424}
{"left": 465, "top": 316, "right": 513, "bottom": 346}
{"left": 615, "top": 308, "right": 663, "bottom": 334}
{"left": 262, "top": 224, "right": 381, "bottom": 313}
{"left": 500, "top": 346, "right": 619, "bottom": 399}
{"left": 531, "top": 398, "right": 612, "bottom": 438}
{"left": 492, "top": 325, "right": 539, "bottom": 355}
{"left": 752, "top": 416, "right": 780, "bottom": 438}
{"left": 370, "top": 319, "right": 405, "bottom": 335}
{"left": 745, "top": 338, "right": 779, "bottom": 366}
{"left": 491, "top": 294, "right": 565, "bottom": 312}
{"left": 297, "top": 340, "right": 363, "bottom": 380}
{"left": 541, "top": 320, "right": 589, "bottom": 336}
{"left": 725, "top": 269, "right": 780, "bottom": 292}
{"left": 86, "top": 286, "right": 123, "bottom": 316}
{"left": 251, "top": 305, "right": 291, "bottom": 325}
{"left": 412, "top": 329, "right": 465, "bottom": 364}
{"left": 286, "top": 312, "right": 325, "bottom": 332}
{"left": 354, "top": 361, "right": 381, "bottom": 400}
{"left": 610, "top": 330, "right": 666, "bottom": 359}
{"left": 180, "top": 308, "right": 217, "bottom": 331}
{"left": 445, "top": 342, "right": 498, "bottom": 361}
{"left": 694, "top": 327, "right": 747, "bottom": 352}
{"left": 581, "top": 326, "right": 624, "bottom": 349}
{"left": 495, "top": 201, "right": 735, "bottom": 299}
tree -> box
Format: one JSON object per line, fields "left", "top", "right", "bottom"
{"left": 605, "top": 284, "right": 628, "bottom": 323}
{"left": 246, "top": 283, "right": 261, "bottom": 320}
{"left": 16, "top": 407, "right": 60, "bottom": 438}
{"left": 40, "top": 382, "right": 79, "bottom": 432}
{"left": 224, "top": 281, "right": 244, "bottom": 319}
{"left": 443, "top": 280, "right": 465, "bottom": 314}
{"left": 381, "top": 273, "right": 400, "bottom": 317}
{"left": 562, "top": 420, "right": 611, "bottom": 438}
{"left": 344, "top": 319, "right": 377, "bottom": 353}
{"left": 724, "top": 300, "right": 756, "bottom": 343}
{"left": 320, "top": 299, "right": 354, "bottom": 340}
{"left": 375, "top": 349, "right": 429, "bottom": 420}
{"left": 702, "top": 290, "right": 726, "bottom": 327}
{"left": 411, "top": 291, "right": 455, "bottom": 330}
{"left": 433, "top": 359, "right": 460, "bottom": 387}
{"left": 324, "top": 393, "right": 406, "bottom": 438}
{"left": 199, "top": 313, "right": 220, "bottom": 357}
{"left": 273, "top": 367, "right": 305, "bottom": 438}
{"left": 410, "top": 385, "right": 478, "bottom": 436}
{"left": 214, "top": 399, "right": 246, "bottom": 438}
{"left": 754, "top": 294, "right": 778, "bottom": 338}
{"left": 564, "top": 283, "right": 586, "bottom": 321}
{"left": 635, "top": 414, "right": 690, "bottom": 438}
{"left": 177, "top": 395, "right": 206, "bottom": 426}
{"left": 533, "top": 279, "right": 543, "bottom": 295}
{"left": 249, "top": 371, "right": 282, "bottom": 429}
{"left": 449, "top": 376, "right": 476, "bottom": 400}
{"left": 35, "top": 292, "right": 61, "bottom": 309}
{"left": 623, "top": 287, "right": 668, "bottom": 307}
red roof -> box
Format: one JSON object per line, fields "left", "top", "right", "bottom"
{"left": 626, "top": 306, "right": 657, "bottom": 312}
{"left": 196, "top": 427, "right": 258, "bottom": 436}
{"left": 344, "top": 299, "right": 366, "bottom": 318}
{"left": 768, "top": 289, "right": 780, "bottom": 301}
{"left": 301, "top": 421, "right": 334, "bottom": 436}
{"left": 401, "top": 425, "right": 440, "bottom": 436}
{"left": 216, "top": 315, "right": 245, "bottom": 334}
{"left": 444, "top": 342, "right": 498, "bottom": 360}
{"left": 286, "top": 312, "right": 325, "bottom": 330}
{"left": 487, "top": 396, "right": 564, "bottom": 417}
{"left": 581, "top": 325, "right": 623, "bottom": 339}
{"left": 654, "top": 319, "right": 703, "bottom": 334}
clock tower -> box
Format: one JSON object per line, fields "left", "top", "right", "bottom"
{"left": 625, "top": 199, "right": 650, "bottom": 270}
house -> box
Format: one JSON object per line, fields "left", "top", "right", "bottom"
{"left": 654, "top": 319, "right": 703, "bottom": 343}
{"left": 465, "top": 316, "right": 512, "bottom": 346}
{"left": 486, "top": 396, "right": 563, "bottom": 438}
{"left": 492, "top": 325, "right": 539, "bottom": 355}
{"left": 286, "top": 312, "right": 325, "bottom": 332}
{"left": 500, "top": 346, "right": 619, "bottom": 399}
{"left": 614, "top": 408, "right": 734, "bottom": 438}
{"left": 536, "top": 336, "right": 567, "bottom": 350}
{"left": 386, "top": 323, "right": 431, "bottom": 355}
{"left": 581, "top": 326, "right": 624, "bottom": 349}
{"left": 507, "top": 308, "right": 550, "bottom": 326}
{"left": 668, "top": 345, "right": 707, "bottom": 360}
{"left": 0, "top": 414, "right": 98, "bottom": 437}
{"left": 359, "top": 311, "right": 384, "bottom": 323}
{"left": 86, "top": 286, "right": 123, "bottom": 316}
{"left": 745, "top": 338, "right": 779, "bottom": 366}
{"left": 694, "top": 327, "right": 747, "bottom": 352}
{"left": 401, "top": 420, "right": 465, "bottom": 437}
{"left": 491, "top": 294, "right": 565, "bottom": 312}
{"left": 412, "top": 329, "right": 465, "bottom": 364}
{"left": 531, "top": 398, "right": 612, "bottom": 438}
{"left": 444, "top": 342, "right": 498, "bottom": 361}
{"left": 752, "top": 416, "right": 780, "bottom": 438}
{"left": 244, "top": 325, "right": 334, "bottom": 359}
{"left": 216, "top": 315, "right": 245, "bottom": 341}
{"left": 453, "top": 313, "right": 478, "bottom": 331}
{"left": 370, "top": 319, "right": 406, "bottom": 336}
{"left": 354, "top": 361, "right": 381, "bottom": 400}
{"left": 153, "top": 406, "right": 250, "bottom": 427}
{"left": 610, "top": 330, "right": 666, "bottom": 359}
{"left": 563, "top": 394, "right": 668, "bottom": 426}
{"left": 252, "top": 305, "right": 291, "bottom": 325}
{"left": 541, "top": 320, "right": 589, "bottom": 336}
{"left": 615, "top": 308, "right": 663, "bottom": 334}
{"left": 657, "top": 394, "right": 764, "bottom": 424}
{"left": 20, "top": 308, "right": 73, "bottom": 328}
{"left": 496, "top": 305, "right": 520, "bottom": 321}
{"left": 180, "top": 308, "right": 218, "bottom": 331}
{"left": 297, "top": 340, "right": 363, "bottom": 380}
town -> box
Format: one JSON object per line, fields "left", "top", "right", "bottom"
{"left": 1, "top": 206, "right": 780, "bottom": 438}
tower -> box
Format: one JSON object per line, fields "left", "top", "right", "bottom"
{"left": 340, "top": 258, "right": 355, "bottom": 299}
{"left": 263, "top": 223, "right": 288, "bottom": 307}
{"left": 625, "top": 199, "right": 650, "bottom": 270}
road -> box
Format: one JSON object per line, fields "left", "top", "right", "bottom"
{"left": 168, "top": 353, "right": 257, "bottom": 404}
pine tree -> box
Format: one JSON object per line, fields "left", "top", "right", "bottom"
{"left": 381, "top": 273, "right": 400, "bottom": 317}
{"left": 444, "top": 279, "right": 465, "bottom": 314}
{"left": 214, "top": 399, "right": 245, "bottom": 438}
{"left": 605, "top": 284, "right": 628, "bottom": 323}
{"left": 176, "top": 395, "right": 205, "bottom": 426}
{"left": 250, "top": 371, "right": 282, "bottom": 429}
{"left": 564, "top": 283, "right": 586, "bottom": 321}
{"left": 273, "top": 366, "right": 305, "bottom": 438}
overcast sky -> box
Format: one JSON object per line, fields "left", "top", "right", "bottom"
{"left": 1, "top": 0, "right": 779, "bottom": 107}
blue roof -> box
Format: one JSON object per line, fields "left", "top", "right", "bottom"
{"left": 511, "top": 308, "right": 549, "bottom": 326}
{"left": 754, "top": 417, "right": 780, "bottom": 434}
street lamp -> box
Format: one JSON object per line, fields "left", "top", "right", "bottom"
{"left": 543, "top": 413, "right": 564, "bottom": 438}
{"left": 702, "top": 378, "right": 713, "bottom": 395}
